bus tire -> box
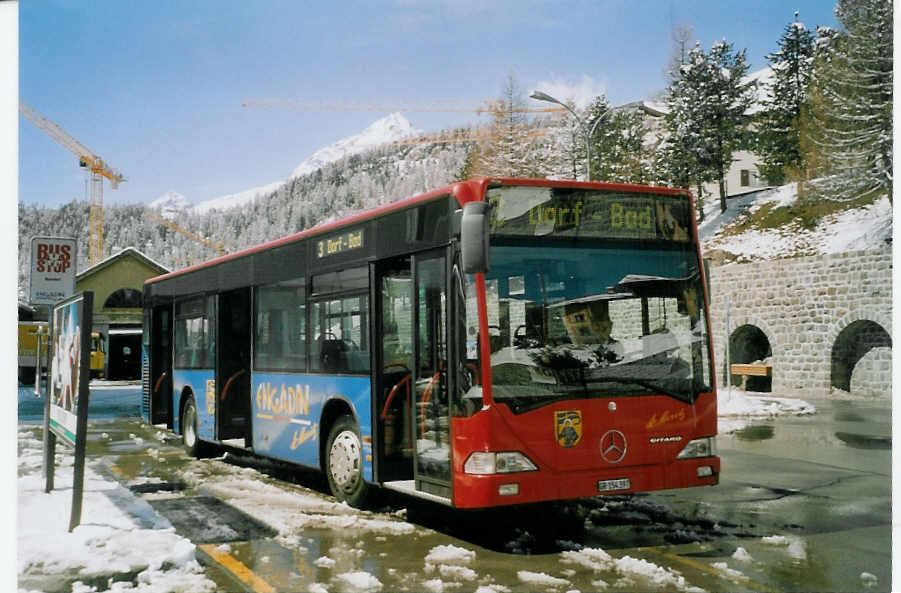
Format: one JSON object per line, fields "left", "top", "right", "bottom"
{"left": 325, "top": 415, "right": 368, "bottom": 507}
{"left": 181, "top": 396, "right": 206, "bottom": 458}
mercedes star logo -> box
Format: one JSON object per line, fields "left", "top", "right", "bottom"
{"left": 600, "top": 429, "right": 627, "bottom": 464}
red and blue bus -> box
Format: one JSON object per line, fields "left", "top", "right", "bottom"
{"left": 142, "top": 177, "right": 719, "bottom": 508}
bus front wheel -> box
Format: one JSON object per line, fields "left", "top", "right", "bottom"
{"left": 325, "top": 415, "right": 368, "bottom": 507}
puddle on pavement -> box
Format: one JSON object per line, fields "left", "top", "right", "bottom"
{"left": 732, "top": 424, "right": 775, "bottom": 441}
{"left": 833, "top": 431, "right": 891, "bottom": 449}
{"left": 149, "top": 495, "right": 278, "bottom": 542}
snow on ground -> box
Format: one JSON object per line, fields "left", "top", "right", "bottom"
{"left": 334, "top": 570, "right": 383, "bottom": 592}
{"left": 14, "top": 383, "right": 815, "bottom": 592}
{"left": 699, "top": 182, "right": 891, "bottom": 261}
{"left": 717, "top": 386, "right": 815, "bottom": 434}
{"left": 561, "top": 548, "right": 704, "bottom": 592}
{"left": 16, "top": 429, "right": 216, "bottom": 593}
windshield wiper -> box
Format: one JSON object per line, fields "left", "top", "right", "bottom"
{"left": 580, "top": 375, "right": 694, "bottom": 403}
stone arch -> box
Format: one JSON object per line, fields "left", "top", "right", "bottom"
{"left": 830, "top": 316, "right": 892, "bottom": 395}
{"left": 729, "top": 323, "right": 773, "bottom": 392}
{"left": 103, "top": 288, "right": 143, "bottom": 309}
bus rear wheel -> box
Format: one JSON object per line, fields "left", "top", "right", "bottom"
{"left": 181, "top": 397, "right": 205, "bottom": 458}
{"left": 325, "top": 415, "right": 368, "bottom": 507}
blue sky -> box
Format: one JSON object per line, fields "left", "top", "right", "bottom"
{"left": 15, "top": 0, "right": 839, "bottom": 208}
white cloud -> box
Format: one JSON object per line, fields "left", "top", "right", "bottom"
{"left": 531, "top": 74, "right": 607, "bottom": 110}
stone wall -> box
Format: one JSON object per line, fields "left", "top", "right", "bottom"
{"left": 706, "top": 248, "right": 892, "bottom": 399}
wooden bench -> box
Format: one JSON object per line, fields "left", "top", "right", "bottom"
{"left": 730, "top": 364, "right": 772, "bottom": 389}
{"left": 730, "top": 364, "right": 772, "bottom": 377}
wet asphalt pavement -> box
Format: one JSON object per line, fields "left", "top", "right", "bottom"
{"left": 18, "top": 385, "right": 892, "bottom": 592}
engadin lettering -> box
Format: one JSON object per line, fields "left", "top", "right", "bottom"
{"left": 256, "top": 382, "right": 311, "bottom": 416}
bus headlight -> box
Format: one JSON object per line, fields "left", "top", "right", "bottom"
{"left": 676, "top": 437, "right": 716, "bottom": 459}
{"left": 464, "top": 451, "right": 538, "bottom": 474}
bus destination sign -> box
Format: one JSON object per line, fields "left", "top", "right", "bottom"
{"left": 316, "top": 228, "right": 364, "bottom": 258}
{"left": 488, "top": 187, "right": 692, "bottom": 242}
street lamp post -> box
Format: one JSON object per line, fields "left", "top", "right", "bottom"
{"left": 530, "top": 91, "right": 592, "bottom": 181}
{"left": 530, "top": 90, "right": 619, "bottom": 182}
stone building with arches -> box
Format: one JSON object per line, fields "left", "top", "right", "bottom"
{"left": 707, "top": 248, "right": 892, "bottom": 399}
{"left": 75, "top": 247, "right": 169, "bottom": 380}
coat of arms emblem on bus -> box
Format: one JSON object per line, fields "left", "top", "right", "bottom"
{"left": 555, "top": 410, "right": 582, "bottom": 447}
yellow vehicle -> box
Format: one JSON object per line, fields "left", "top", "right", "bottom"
{"left": 17, "top": 321, "right": 48, "bottom": 384}
{"left": 90, "top": 332, "right": 106, "bottom": 378}
{"left": 18, "top": 323, "right": 106, "bottom": 383}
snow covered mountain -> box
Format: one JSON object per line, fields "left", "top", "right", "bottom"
{"left": 147, "top": 190, "right": 190, "bottom": 219}
{"left": 290, "top": 112, "right": 421, "bottom": 179}
{"left": 148, "top": 112, "right": 422, "bottom": 216}
{"left": 191, "top": 181, "right": 284, "bottom": 214}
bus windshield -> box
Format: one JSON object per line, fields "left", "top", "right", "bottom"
{"left": 464, "top": 185, "right": 713, "bottom": 413}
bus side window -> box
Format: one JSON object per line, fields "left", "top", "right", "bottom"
{"left": 310, "top": 294, "right": 369, "bottom": 374}
{"left": 254, "top": 279, "right": 306, "bottom": 372}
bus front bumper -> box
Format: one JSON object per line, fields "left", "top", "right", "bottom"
{"left": 452, "top": 456, "right": 720, "bottom": 509}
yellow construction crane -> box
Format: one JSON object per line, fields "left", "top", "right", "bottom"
{"left": 240, "top": 99, "right": 564, "bottom": 115}
{"left": 19, "top": 100, "right": 125, "bottom": 265}
{"left": 241, "top": 99, "right": 559, "bottom": 147}
{"left": 387, "top": 126, "right": 549, "bottom": 147}
{"left": 145, "top": 209, "right": 227, "bottom": 261}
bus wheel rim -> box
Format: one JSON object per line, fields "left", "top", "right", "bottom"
{"left": 330, "top": 430, "right": 361, "bottom": 493}
{"left": 184, "top": 403, "right": 196, "bottom": 447}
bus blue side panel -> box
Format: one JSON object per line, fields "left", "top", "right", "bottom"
{"left": 252, "top": 373, "right": 373, "bottom": 482}
{"left": 172, "top": 369, "right": 216, "bottom": 440}
{"left": 141, "top": 345, "right": 150, "bottom": 423}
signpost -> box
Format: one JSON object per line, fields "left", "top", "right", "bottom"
{"left": 43, "top": 292, "right": 93, "bottom": 531}
{"left": 30, "top": 237, "right": 77, "bottom": 306}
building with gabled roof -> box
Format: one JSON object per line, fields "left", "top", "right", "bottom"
{"left": 75, "top": 247, "right": 169, "bottom": 380}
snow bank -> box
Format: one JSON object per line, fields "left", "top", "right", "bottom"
{"left": 517, "top": 570, "right": 570, "bottom": 587}
{"left": 561, "top": 548, "right": 704, "bottom": 592}
{"left": 717, "top": 386, "right": 815, "bottom": 433}
{"left": 712, "top": 561, "right": 750, "bottom": 582}
{"left": 732, "top": 547, "right": 753, "bottom": 562}
{"left": 424, "top": 544, "right": 476, "bottom": 566}
{"left": 761, "top": 535, "right": 807, "bottom": 559}
{"left": 17, "top": 428, "right": 216, "bottom": 593}
{"left": 334, "top": 571, "right": 383, "bottom": 592}
{"left": 701, "top": 182, "right": 891, "bottom": 261}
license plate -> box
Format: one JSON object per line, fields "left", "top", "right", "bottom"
{"left": 597, "top": 478, "right": 631, "bottom": 492}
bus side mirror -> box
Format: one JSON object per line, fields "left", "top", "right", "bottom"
{"left": 460, "top": 201, "right": 490, "bottom": 274}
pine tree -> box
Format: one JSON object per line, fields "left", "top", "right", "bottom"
{"left": 663, "top": 40, "right": 754, "bottom": 214}
{"left": 661, "top": 43, "right": 713, "bottom": 220}
{"left": 587, "top": 98, "right": 653, "bottom": 184}
{"left": 804, "top": 0, "right": 893, "bottom": 203}
{"left": 757, "top": 11, "right": 816, "bottom": 185}
{"left": 468, "top": 72, "right": 540, "bottom": 177}
{"left": 705, "top": 41, "right": 756, "bottom": 212}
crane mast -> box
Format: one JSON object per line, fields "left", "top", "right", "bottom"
{"left": 19, "top": 100, "right": 125, "bottom": 265}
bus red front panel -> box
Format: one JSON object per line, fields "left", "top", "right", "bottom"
{"left": 451, "top": 392, "right": 719, "bottom": 509}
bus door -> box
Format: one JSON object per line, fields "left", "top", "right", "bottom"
{"left": 147, "top": 304, "right": 173, "bottom": 426}
{"left": 413, "top": 250, "right": 451, "bottom": 496}
{"left": 375, "top": 249, "right": 451, "bottom": 497}
{"left": 216, "top": 288, "right": 252, "bottom": 445}
{"left": 375, "top": 256, "right": 413, "bottom": 482}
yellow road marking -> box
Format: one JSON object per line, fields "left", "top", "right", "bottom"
{"left": 198, "top": 544, "right": 276, "bottom": 593}
{"left": 638, "top": 546, "right": 777, "bottom": 593}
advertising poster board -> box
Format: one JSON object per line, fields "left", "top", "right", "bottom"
{"left": 43, "top": 292, "right": 92, "bottom": 531}
{"left": 30, "top": 236, "right": 77, "bottom": 306}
